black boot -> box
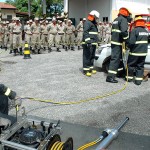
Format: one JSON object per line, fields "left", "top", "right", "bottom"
{"left": 13, "top": 49, "right": 17, "bottom": 56}
{"left": 71, "top": 47, "right": 75, "bottom": 51}
{"left": 134, "top": 80, "right": 142, "bottom": 85}
{"left": 38, "top": 49, "right": 41, "bottom": 54}
{"left": 48, "top": 47, "right": 52, "bottom": 53}
{"left": 57, "top": 48, "right": 61, "bottom": 52}
{"left": 62, "top": 45, "right": 65, "bottom": 49}
{"left": 68, "top": 45, "right": 70, "bottom": 49}
{"left": 65, "top": 46, "right": 68, "bottom": 51}
{"left": 106, "top": 76, "right": 118, "bottom": 83}
{"left": 9, "top": 50, "right": 12, "bottom": 54}
{"left": 78, "top": 46, "right": 80, "bottom": 50}
{"left": 19, "top": 48, "right": 23, "bottom": 55}
{"left": 5, "top": 47, "right": 7, "bottom": 51}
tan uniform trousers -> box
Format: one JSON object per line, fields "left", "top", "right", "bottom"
{"left": 4, "top": 34, "right": 9, "bottom": 48}
{"left": 76, "top": 32, "right": 83, "bottom": 46}
{"left": 31, "top": 33, "right": 40, "bottom": 52}
{"left": 9, "top": 34, "right": 13, "bottom": 50}
{"left": 13, "top": 33, "right": 22, "bottom": 49}
{"left": 0, "top": 34, "right": 4, "bottom": 47}
{"left": 48, "top": 34, "right": 58, "bottom": 48}
{"left": 57, "top": 33, "right": 65, "bottom": 48}
{"left": 66, "top": 33, "right": 75, "bottom": 46}
{"left": 105, "top": 33, "right": 111, "bottom": 43}
{"left": 25, "top": 34, "right": 32, "bottom": 46}
{"left": 41, "top": 34, "right": 48, "bottom": 48}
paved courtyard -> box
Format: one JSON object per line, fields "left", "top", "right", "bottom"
{"left": 0, "top": 48, "right": 150, "bottom": 149}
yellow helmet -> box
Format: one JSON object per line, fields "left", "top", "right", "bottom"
{"left": 134, "top": 16, "right": 146, "bottom": 27}
{"left": 134, "top": 16, "right": 145, "bottom": 22}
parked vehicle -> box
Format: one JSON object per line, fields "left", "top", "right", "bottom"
{"left": 94, "top": 44, "right": 150, "bottom": 72}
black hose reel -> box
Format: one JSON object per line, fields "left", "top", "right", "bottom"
{"left": 47, "top": 134, "right": 73, "bottom": 150}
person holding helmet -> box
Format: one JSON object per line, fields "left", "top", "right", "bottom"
{"left": 82, "top": 10, "right": 100, "bottom": 77}
{"left": 126, "top": 16, "right": 149, "bottom": 85}
{"left": 106, "top": 7, "right": 132, "bottom": 83}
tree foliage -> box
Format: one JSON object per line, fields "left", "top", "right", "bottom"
{"left": 6, "top": 0, "right": 63, "bottom": 17}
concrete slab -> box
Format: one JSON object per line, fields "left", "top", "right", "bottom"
{"left": 28, "top": 115, "right": 150, "bottom": 150}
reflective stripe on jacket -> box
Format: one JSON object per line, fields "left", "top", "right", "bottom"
{"left": 128, "top": 26, "right": 149, "bottom": 55}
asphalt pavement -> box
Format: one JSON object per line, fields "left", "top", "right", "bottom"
{"left": 0, "top": 48, "right": 150, "bottom": 149}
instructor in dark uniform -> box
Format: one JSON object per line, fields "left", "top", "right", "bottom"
{"left": 126, "top": 16, "right": 149, "bottom": 85}
{"left": 82, "top": 10, "right": 100, "bottom": 77}
{"left": 106, "top": 7, "right": 132, "bottom": 83}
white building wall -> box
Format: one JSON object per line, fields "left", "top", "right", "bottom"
{"left": 68, "top": 0, "right": 111, "bottom": 25}
{"left": 1, "top": 9, "right": 16, "bottom": 20}
{"left": 112, "top": 0, "right": 150, "bottom": 14}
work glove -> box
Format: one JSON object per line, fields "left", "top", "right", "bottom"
{"left": 0, "top": 117, "right": 11, "bottom": 130}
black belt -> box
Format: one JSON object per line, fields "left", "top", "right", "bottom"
{"left": 13, "top": 32, "right": 21, "bottom": 35}
{"left": 58, "top": 33, "right": 64, "bottom": 35}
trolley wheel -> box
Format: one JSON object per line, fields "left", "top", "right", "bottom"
{"left": 47, "top": 134, "right": 61, "bottom": 150}
{"left": 63, "top": 137, "right": 73, "bottom": 150}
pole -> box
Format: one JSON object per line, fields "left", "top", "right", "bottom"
{"left": 28, "top": 0, "right": 31, "bottom": 18}
{"left": 42, "top": 0, "right": 46, "bottom": 17}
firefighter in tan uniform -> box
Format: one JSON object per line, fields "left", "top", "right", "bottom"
{"left": 105, "top": 23, "right": 111, "bottom": 44}
{"left": 8, "top": 17, "right": 16, "bottom": 54}
{"left": 0, "top": 22, "right": 5, "bottom": 49}
{"left": 24, "top": 20, "right": 32, "bottom": 47}
{"left": 97, "top": 22, "right": 103, "bottom": 43}
{"left": 12, "top": 18, "right": 23, "bottom": 56}
{"left": 76, "top": 18, "right": 86, "bottom": 50}
{"left": 102, "top": 22, "right": 107, "bottom": 43}
{"left": 31, "top": 18, "right": 41, "bottom": 54}
{"left": 40, "top": 20, "right": 49, "bottom": 50}
{"left": 64, "top": 20, "right": 75, "bottom": 51}
{"left": 47, "top": 18, "right": 60, "bottom": 52}
{"left": 3, "top": 21, "right": 10, "bottom": 50}
{"left": 57, "top": 20, "right": 65, "bottom": 49}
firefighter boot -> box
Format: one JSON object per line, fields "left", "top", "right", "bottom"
{"left": 106, "top": 76, "right": 118, "bottom": 83}
{"left": 83, "top": 70, "right": 92, "bottom": 77}
{"left": 57, "top": 48, "right": 61, "bottom": 52}
{"left": 13, "top": 49, "right": 17, "bottom": 56}
{"left": 134, "top": 79, "right": 142, "bottom": 85}
{"left": 92, "top": 70, "right": 97, "bottom": 74}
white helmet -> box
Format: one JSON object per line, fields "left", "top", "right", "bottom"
{"left": 89, "top": 10, "right": 100, "bottom": 19}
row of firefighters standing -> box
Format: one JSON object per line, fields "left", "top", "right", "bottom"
{"left": 0, "top": 17, "right": 111, "bottom": 55}
{"left": 82, "top": 8, "right": 149, "bottom": 86}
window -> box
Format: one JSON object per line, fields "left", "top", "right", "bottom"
{"left": 7, "top": 15, "right": 12, "bottom": 20}
{"left": 103, "top": 17, "right": 108, "bottom": 22}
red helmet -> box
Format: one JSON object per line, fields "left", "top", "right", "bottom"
{"left": 119, "top": 7, "right": 131, "bottom": 17}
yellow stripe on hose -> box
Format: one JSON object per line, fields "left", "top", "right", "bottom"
{"left": 57, "top": 142, "right": 64, "bottom": 150}
{"left": 50, "top": 141, "right": 59, "bottom": 150}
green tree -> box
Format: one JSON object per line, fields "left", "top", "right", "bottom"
{"left": 6, "top": 0, "right": 63, "bottom": 17}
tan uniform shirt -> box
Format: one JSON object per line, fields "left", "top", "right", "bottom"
{"left": 31, "top": 23, "right": 41, "bottom": 34}
{"left": 24, "top": 24, "right": 32, "bottom": 34}
{"left": 47, "top": 23, "right": 58, "bottom": 34}
{"left": 65, "top": 25, "right": 75, "bottom": 34}
{"left": 12, "top": 23, "right": 22, "bottom": 33}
